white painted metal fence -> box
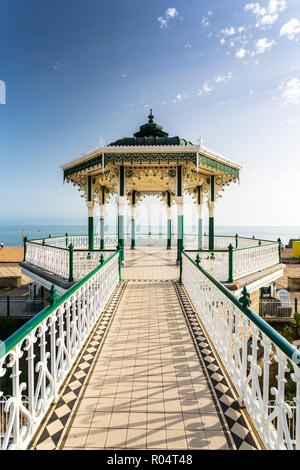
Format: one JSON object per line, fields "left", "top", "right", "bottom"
{"left": 0, "top": 251, "right": 120, "bottom": 450}
{"left": 182, "top": 251, "right": 300, "bottom": 450}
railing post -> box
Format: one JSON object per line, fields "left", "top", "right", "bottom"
{"left": 118, "top": 246, "right": 122, "bottom": 281}
{"left": 277, "top": 237, "right": 282, "bottom": 263}
{"left": 68, "top": 243, "right": 74, "bottom": 282}
{"left": 99, "top": 254, "right": 105, "bottom": 266}
{"left": 228, "top": 244, "right": 233, "bottom": 283}
{"left": 235, "top": 233, "right": 238, "bottom": 249}
{"left": 23, "top": 235, "right": 27, "bottom": 261}
{"left": 65, "top": 232, "right": 69, "bottom": 249}
{"left": 47, "top": 284, "right": 60, "bottom": 306}
{"left": 179, "top": 247, "right": 183, "bottom": 283}
{"left": 195, "top": 254, "right": 201, "bottom": 267}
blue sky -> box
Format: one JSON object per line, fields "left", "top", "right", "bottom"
{"left": 0, "top": 0, "right": 300, "bottom": 227}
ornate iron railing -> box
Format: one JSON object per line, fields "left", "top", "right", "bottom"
{"left": 0, "top": 251, "right": 120, "bottom": 450}
{"left": 181, "top": 250, "right": 300, "bottom": 450}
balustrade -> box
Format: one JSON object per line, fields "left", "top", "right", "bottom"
{"left": 0, "top": 251, "right": 120, "bottom": 450}
{"left": 182, "top": 251, "right": 300, "bottom": 450}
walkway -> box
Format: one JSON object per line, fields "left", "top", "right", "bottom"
{"left": 30, "top": 247, "right": 258, "bottom": 450}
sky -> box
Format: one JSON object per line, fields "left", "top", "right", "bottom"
{"left": 0, "top": 0, "right": 300, "bottom": 228}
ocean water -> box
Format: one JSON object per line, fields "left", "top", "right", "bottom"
{"left": 0, "top": 222, "right": 299, "bottom": 247}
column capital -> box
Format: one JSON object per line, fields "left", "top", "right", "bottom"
{"left": 131, "top": 205, "right": 136, "bottom": 219}
{"left": 99, "top": 204, "right": 106, "bottom": 218}
{"left": 87, "top": 201, "right": 95, "bottom": 217}
{"left": 197, "top": 203, "right": 204, "bottom": 219}
{"left": 175, "top": 196, "right": 184, "bottom": 216}
{"left": 207, "top": 201, "right": 216, "bottom": 218}
{"left": 118, "top": 196, "right": 126, "bottom": 216}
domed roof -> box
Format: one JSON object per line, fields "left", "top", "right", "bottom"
{"left": 109, "top": 110, "right": 194, "bottom": 147}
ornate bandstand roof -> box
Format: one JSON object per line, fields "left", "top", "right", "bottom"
{"left": 61, "top": 110, "right": 242, "bottom": 206}
{"left": 109, "top": 110, "right": 193, "bottom": 147}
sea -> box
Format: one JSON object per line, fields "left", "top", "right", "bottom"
{"left": 0, "top": 221, "right": 299, "bottom": 247}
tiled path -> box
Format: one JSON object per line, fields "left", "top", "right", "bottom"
{"left": 31, "top": 248, "right": 258, "bottom": 450}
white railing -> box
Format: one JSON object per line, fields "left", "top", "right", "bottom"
{"left": 199, "top": 252, "right": 229, "bottom": 282}
{"left": 73, "top": 250, "right": 116, "bottom": 279}
{"left": 25, "top": 242, "right": 70, "bottom": 279}
{"left": 182, "top": 251, "right": 300, "bottom": 450}
{"left": 233, "top": 243, "right": 279, "bottom": 280}
{"left": 0, "top": 251, "right": 120, "bottom": 450}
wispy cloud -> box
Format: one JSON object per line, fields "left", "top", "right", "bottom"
{"left": 158, "top": 8, "right": 178, "bottom": 28}
{"left": 245, "top": 0, "right": 286, "bottom": 29}
{"left": 280, "top": 18, "right": 300, "bottom": 41}
{"left": 253, "top": 37, "right": 276, "bottom": 54}
{"left": 279, "top": 77, "right": 300, "bottom": 105}
{"left": 53, "top": 62, "right": 64, "bottom": 70}
{"left": 236, "top": 48, "right": 247, "bottom": 59}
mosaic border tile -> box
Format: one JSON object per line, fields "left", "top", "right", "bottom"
{"left": 174, "top": 281, "right": 262, "bottom": 451}
{"left": 29, "top": 281, "right": 127, "bottom": 450}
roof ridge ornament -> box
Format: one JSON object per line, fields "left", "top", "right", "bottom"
{"left": 148, "top": 109, "right": 154, "bottom": 124}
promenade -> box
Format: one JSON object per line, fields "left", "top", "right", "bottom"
{"left": 30, "top": 247, "right": 258, "bottom": 450}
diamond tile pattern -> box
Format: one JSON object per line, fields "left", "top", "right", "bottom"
{"left": 30, "top": 248, "right": 260, "bottom": 451}
{"left": 174, "top": 280, "right": 259, "bottom": 450}
{"left": 30, "top": 281, "right": 126, "bottom": 450}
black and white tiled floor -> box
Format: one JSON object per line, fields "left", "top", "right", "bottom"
{"left": 30, "top": 281, "right": 126, "bottom": 450}
{"left": 174, "top": 281, "right": 261, "bottom": 451}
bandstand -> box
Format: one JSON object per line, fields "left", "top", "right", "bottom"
{"left": 61, "top": 110, "right": 241, "bottom": 263}
{"left": 1, "top": 112, "right": 300, "bottom": 452}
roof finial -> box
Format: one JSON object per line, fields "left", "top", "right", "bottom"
{"left": 148, "top": 108, "right": 154, "bottom": 124}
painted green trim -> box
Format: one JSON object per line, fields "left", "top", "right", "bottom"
{"left": 228, "top": 243, "right": 233, "bottom": 283}
{"left": 167, "top": 219, "right": 172, "bottom": 249}
{"left": 23, "top": 236, "right": 27, "bottom": 262}
{"left": 88, "top": 175, "right": 92, "bottom": 201}
{"left": 100, "top": 218, "right": 105, "bottom": 250}
{"left": 177, "top": 165, "right": 182, "bottom": 196}
{"left": 69, "top": 243, "right": 74, "bottom": 282}
{"left": 177, "top": 215, "right": 183, "bottom": 262}
{"left": 118, "top": 215, "right": 124, "bottom": 261}
{"left": 63, "top": 153, "right": 240, "bottom": 179}
{"left": 198, "top": 219, "right": 203, "bottom": 251}
{"left": 210, "top": 175, "right": 215, "bottom": 202}
{"left": 131, "top": 219, "right": 135, "bottom": 249}
{"left": 182, "top": 250, "right": 300, "bottom": 365}
{"left": 0, "top": 250, "right": 120, "bottom": 360}
{"left": 88, "top": 216, "right": 94, "bottom": 251}
{"left": 132, "top": 190, "right": 136, "bottom": 206}
{"left": 209, "top": 217, "right": 214, "bottom": 251}
{"left": 120, "top": 165, "right": 124, "bottom": 196}
{"left": 197, "top": 186, "right": 201, "bottom": 205}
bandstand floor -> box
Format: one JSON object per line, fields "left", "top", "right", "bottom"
{"left": 30, "top": 247, "right": 259, "bottom": 451}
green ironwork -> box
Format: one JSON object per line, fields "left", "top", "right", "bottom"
{"left": 68, "top": 243, "right": 74, "bottom": 282}
{"left": 235, "top": 233, "right": 238, "bottom": 249}
{"left": 198, "top": 219, "right": 203, "bottom": 251}
{"left": 100, "top": 218, "right": 105, "bottom": 250}
{"left": 131, "top": 219, "right": 135, "bottom": 249}
{"left": 228, "top": 243, "right": 233, "bottom": 283}
{"left": 23, "top": 236, "right": 27, "bottom": 262}
{"left": 99, "top": 254, "right": 105, "bottom": 266}
{"left": 208, "top": 217, "right": 214, "bottom": 251}
{"left": 195, "top": 254, "right": 201, "bottom": 266}
{"left": 65, "top": 232, "right": 69, "bottom": 249}
{"left": 88, "top": 217, "right": 94, "bottom": 251}
{"left": 182, "top": 250, "right": 300, "bottom": 364}
{"left": 47, "top": 285, "right": 60, "bottom": 307}
{"left": 239, "top": 286, "right": 252, "bottom": 309}
{"left": 0, "top": 250, "right": 120, "bottom": 360}
{"left": 277, "top": 238, "right": 282, "bottom": 263}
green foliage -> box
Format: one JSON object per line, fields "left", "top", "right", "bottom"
{"left": 282, "top": 324, "right": 294, "bottom": 339}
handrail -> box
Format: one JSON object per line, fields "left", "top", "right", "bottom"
{"left": 0, "top": 250, "right": 120, "bottom": 360}
{"left": 182, "top": 250, "right": 300, "bottom": 365}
